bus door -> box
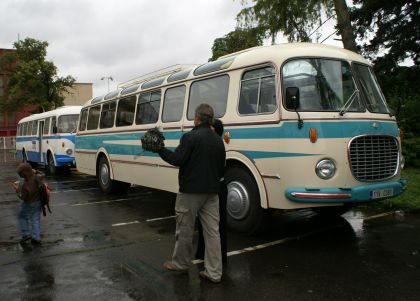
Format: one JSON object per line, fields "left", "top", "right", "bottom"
{"left": 38, "top": 121, "right": 44, "bottom": 163}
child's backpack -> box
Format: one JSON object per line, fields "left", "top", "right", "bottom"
{"left": 37, "top": 179, "right": 52, "bottom": 216}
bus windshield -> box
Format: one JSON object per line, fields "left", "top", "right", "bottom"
{"left": 58, "top": 114, "right": 79, "bottom": 133}
{"left": 282, "top": 58, "right": 364, "bottom": 112}
{"left": 352, "top": 63, "right": 390, "bottom": 114}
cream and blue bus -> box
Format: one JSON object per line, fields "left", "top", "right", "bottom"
{"left": 75, "top": 43, "right": 406, "bottom": 233}
{"left": 16, "top": 106, "right": 82, "bottom": 174}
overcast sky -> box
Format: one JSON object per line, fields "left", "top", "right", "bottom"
{"left": 0, "top": 0, "right": 342, "bottom": 97}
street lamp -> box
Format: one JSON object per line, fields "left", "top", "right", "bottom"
{"left": 101, "top": 76, "right": 114, "bottom": 92}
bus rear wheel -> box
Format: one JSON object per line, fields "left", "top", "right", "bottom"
{"left": 98, "top": 156, "right": 130, "bottom": 194}
{"left": 225, "top": 167, "right": 267, "bottom": 234}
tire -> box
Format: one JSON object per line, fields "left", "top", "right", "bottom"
{"left": 97, "top": 156, "right": 130, "bottom": 194}
{"left": 47, "top": 152, "right": 57, "bottom": 175}
{"left": 225, "top": 166, "right": 267, "bottom": 234}
{"left": 312, "top": 205, "right": 352, "bottom": 216}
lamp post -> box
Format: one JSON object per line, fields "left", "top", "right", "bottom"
{"left": 101, "top": 76, "right": 114, "bottom": 92}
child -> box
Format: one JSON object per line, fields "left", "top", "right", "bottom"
{"left": 12, "top": 163, "right": 44, "bottom": 247}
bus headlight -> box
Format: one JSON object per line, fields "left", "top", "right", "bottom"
{"left": 66, "top": 148, "right": 73, "bottom": 155}
{"left": 400, "top": 155, "right": 405, "bottom": 170}
{"left": 315, "top": 159, "right": 336, "bottom": 179}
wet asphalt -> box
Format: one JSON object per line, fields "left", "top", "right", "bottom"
{"left": 1, "top": 150, "right": 420, "bottom": 301}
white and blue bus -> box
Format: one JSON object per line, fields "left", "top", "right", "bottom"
{"left": 16, "top": 106, "right": 82, "bottom": 174}
{"left": 75, "top": 44, "right": 406, "bottom": 233}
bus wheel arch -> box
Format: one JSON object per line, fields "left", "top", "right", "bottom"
{"left": 225, "top": 158, "right": 269, "bottom": 234}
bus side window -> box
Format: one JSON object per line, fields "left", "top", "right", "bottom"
{"left": 239, "top": 66, "right": 277, "bottom": 115}
{"left": 100, "top": 101, "right": 116, "bottom": 129}
{"left": 116, "top": 96, "right": 136, "bottom": 127}
{"left": 32, "top": 120, "right": 38, "bottom": 136}
{"left": 187, "top": 75, "right": 229, "bottom": 119}
{"left": 136, "top": 90, "right": 161, "bottom": 125}
{"left": 43, "top": 118, "right": 50, "bottom": 135}
{"left": 79, "top": 108, "right": 88, "bottom": 131}
{"left": 22, "top": 122, "right": 27, "bottom": 136}
{"left": 162, "top": 85, "right": 185, "bottom": 123}
{"left": 87, "top": 105, "right": 101, "bottom": 130}
{"left": 51, "top": 117, "right": 57, "bottom": 134}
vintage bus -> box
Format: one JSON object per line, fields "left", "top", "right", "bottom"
{"left": 75, "top": 43, "right": 406, "bottom": 233}
{"left": 16, "top": 106, "right": 82, "bottom": 174}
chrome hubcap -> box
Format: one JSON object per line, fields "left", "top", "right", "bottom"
{"left": 100, "top": 163, "right": 110, "bottom": 186}
{"left": 226, "top": 181, "right": 250, "bottom": 220}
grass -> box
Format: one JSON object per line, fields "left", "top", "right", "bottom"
{"left": 364, "top": 168, "right": 420, "bottom": 212}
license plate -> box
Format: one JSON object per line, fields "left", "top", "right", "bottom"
{"left": 370, "top": 188, "right": 394, "bottom": 199}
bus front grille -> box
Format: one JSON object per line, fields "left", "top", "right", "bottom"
{"left": 348, "top": 135, "right": 399, "bottom": 182}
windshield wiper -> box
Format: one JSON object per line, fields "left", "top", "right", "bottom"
{"left": 339, "top": 89, "right": 359, "bottom": 116}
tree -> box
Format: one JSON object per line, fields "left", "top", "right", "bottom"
{"left": 210, "top": 27, "right": 264, "bottom": 61}
{"left": 237, "top": 0, "right": 357, "bottom": 52}
{"left": 0, "top": 38, "right": 75, "bottom": 113}
{"left": 351, "top": 0, "right": 419, "bottom": 70}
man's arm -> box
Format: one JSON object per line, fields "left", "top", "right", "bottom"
{"left": 159, "top": 134, "right": 193, "bottom": 167}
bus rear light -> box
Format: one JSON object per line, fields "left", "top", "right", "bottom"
{"left": 399, "top": 129, "right": 404, "bottom": 141}
{"left": 309, "top": 128, "right": 317, "bottom": 143}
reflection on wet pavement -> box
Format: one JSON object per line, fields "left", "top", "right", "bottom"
{"left": 1, "top": 151, "right": 420, "bottom": 300}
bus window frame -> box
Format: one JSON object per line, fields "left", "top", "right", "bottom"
{"left": 186, "top": 74, "right": 230, "bottom": 120}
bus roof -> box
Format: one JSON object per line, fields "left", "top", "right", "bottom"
{"left": 84, "top": 43, "right": 369, "bottom": 107}
{"left": 18, "top": 106, "right": 82, "bottom": 124}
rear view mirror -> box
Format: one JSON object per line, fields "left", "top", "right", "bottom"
{"left": 285, "top": 87, "right": 300, "bottom": 110}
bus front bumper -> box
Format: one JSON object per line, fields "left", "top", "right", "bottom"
{"left": 55, "top": 155, "right": 76, "bottom": 167}
{"left": 285, "top": 179, "right": 407, "bottom": 203}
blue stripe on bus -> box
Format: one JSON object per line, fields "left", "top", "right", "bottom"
{"left": 16, "top": 150, "right": 75, "bottom": 166}
{"left": 228, "top": 121, "right": 399, "bottom": 139}
{"left": 75, "top": 121, "right": 399, "bottom": 159}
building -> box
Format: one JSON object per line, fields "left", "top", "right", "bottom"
{"left": 0, "top": 48, "right": 92, "bottom": 139}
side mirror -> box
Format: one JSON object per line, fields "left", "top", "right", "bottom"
{"left": 285, "top": 87, "right": 300, "bottom": 110}
{"left": 52, "top": 126, "right": 57, "bottom": 134}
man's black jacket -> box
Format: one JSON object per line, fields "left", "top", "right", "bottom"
{"left": 158, "top": 123, "right": 226, "bottom": 194}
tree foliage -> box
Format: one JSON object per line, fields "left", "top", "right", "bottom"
{"left": 351, "top": 0, "right": 420, "bottom": 70}
{"left": 0, "top": 38, "right": 75, "bottom": 113}
{"left": 210, "top": 27, "right": 264, "bottom": 61}
{"left": 235, "top": 0, "right": 357, "bottom": 51}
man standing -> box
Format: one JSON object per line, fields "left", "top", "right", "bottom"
{"left": 158, "top": 103, "right": 225, "bottom": 283}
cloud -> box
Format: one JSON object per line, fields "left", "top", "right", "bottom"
{"left": 0, "top": 0, "right": 242, "bottom": 96}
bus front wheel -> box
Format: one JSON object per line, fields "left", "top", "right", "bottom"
{"left": 225, "top": 167, "right": 267, "bottom": 234}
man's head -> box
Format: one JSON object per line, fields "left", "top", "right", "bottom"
{"left": 194, "top": 103, "right": 214, "bottom": 126}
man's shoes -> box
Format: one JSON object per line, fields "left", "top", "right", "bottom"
{"left": 31, "top": 239, "right": 42, "bottom": 246}
{"left": 163, "top": 261, "right": 188, "bottom": 272}
{"left": 199, "top": 270, "right": 221, "bottom": 283}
